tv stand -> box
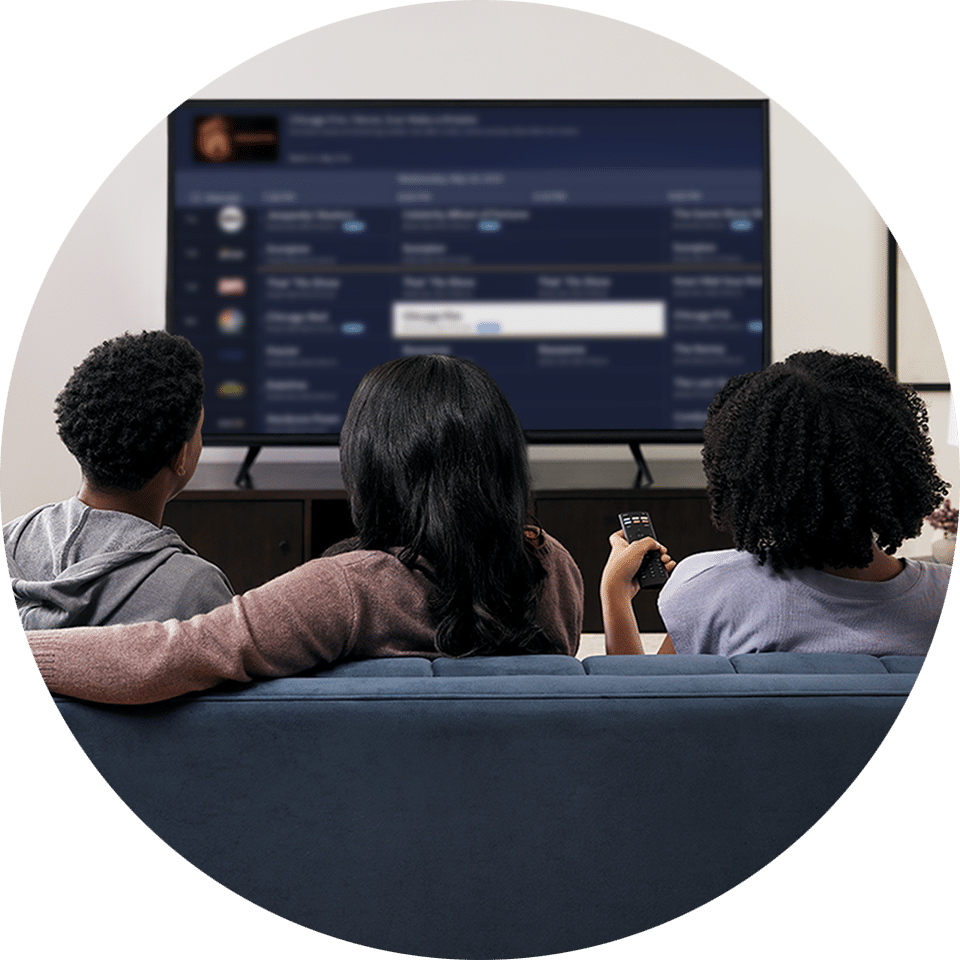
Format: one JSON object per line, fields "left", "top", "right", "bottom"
{"left": 233, "top": 442, "right": 657, "bottom": 489}
{"left": 234, "top": 445, "right": 262, "bottom": 489}
{"left": 627, "top": 442, "right": 654, "bottom": 488}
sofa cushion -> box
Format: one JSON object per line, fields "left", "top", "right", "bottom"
{"left": 730, "top": 652, "right": 888, "bottom": 674}
{"left": 302, "top": 657, "right": 434, "bottom": 678}
{"left": 583, "top": 654, "right": 735, "bottom": 675}
{"left": 431, "top": 654, "right": 585, "bottom": 676}
{"left": 879, "top": 655, "right": 926, "bottom": 674}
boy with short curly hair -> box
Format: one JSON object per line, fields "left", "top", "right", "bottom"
{"left": 4, "top": 330, "right": 233, "bottom": 628}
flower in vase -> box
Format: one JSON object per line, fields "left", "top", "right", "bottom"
{"left": 926, "top": 498, "right": 959, "bottom": 536}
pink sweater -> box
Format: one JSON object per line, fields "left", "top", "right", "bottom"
{"left": 27, "top": 533, "right": 583, "bottom": 704}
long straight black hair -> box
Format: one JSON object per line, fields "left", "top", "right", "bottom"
{"left": 339, "top": 354, "right": 549, "bottom": 656}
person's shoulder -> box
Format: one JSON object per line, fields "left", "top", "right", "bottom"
{"left": 298, "top": 550, "right": 434, "bottom": 627}
{"left": 167, "top": 550, "right": 230, "bottom": 575}
{"left": 3, "top": 500, "right": 71, "bottom": 537}
{"left": 528, "top": 527, "right": 575, "bottom": 557}
{"left": 671, "top": 548, "right": 752, "bottom": 581}
{"left": 532, "top": 528, "right": 583, "bottom": 579}
{"left": 536, "top": 528, "right": 572, "bottom": 556}
{"left": 906, "top": 558, "right": 953, "bottom": 591}
{"left": 322, "top": 547, "right": 409, "bottom": 570}
{"left": 308, "top": 548, "right": 432, "bottom": 590}
{"left": 660, "top": 549, "right": 769, "bottom": 609}
{"left": 155, "top": 550, "right": 234, "bottom": 594}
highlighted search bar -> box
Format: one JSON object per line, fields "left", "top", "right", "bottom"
{"left": 392, "top": 301, "right": 666, "bottom": 339}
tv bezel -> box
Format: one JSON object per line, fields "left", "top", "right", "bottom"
{"left": 166, "top": 98, "right": 771, "bottom": 447}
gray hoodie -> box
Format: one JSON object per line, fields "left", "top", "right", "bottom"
{"left": 4, "top": 498, "right": 235, "bottom": 629}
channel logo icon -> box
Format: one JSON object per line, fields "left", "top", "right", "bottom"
{"left": 216, "top": 380, "right": 248, "bottom": 399}
{"left": 217, "top": 309, "right": 245, "bottom": 334}
{"left": 217, "top": 277, "right": 246, "bottom": 296}
{"left": 217, "top": 206, "right": 246, "bottom": 234}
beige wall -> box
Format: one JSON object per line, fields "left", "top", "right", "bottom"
{"left": 4, "top": 1, "right": 954, "bottom": 541}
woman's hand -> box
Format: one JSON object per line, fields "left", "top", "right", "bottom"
{"left": 600, "top": 530, "right": 675, "bottom": 656}
{"left": 600, "top": 529, "right": 675, "bottom": 600}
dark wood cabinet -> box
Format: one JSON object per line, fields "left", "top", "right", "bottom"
{"left": 162, "top": 499, "right": 305, "bottom": 595}
{"left": 164, "top": 459, "right": 732, "bottom": 631}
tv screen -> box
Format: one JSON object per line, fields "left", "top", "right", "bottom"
{"left": 167, "top": 100, "right": 770, "bottom": 446}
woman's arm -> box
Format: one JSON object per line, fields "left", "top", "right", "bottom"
{"left": 26, "top": 558, "right": 359, "bottom": 705}
{"left": 600, "top": 530, "right": 676, "bottom": 655}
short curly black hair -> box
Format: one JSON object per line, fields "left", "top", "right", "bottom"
{"left": 55, "top": 331, "right": 204, "bottom": 491}
{"left": 702, "top": 350, "right": 949, "bottom": 572}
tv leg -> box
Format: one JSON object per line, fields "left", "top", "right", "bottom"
{"left": 628, "top": 441, "right": 654, "bottom": 488}
{"left": 234, "top": 445, "right": 262, "bottom": 489}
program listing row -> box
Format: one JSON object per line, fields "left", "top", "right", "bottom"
{"left": 179, "top": 307, "right": 762, "bottom": 337}
{"left": 176, "top": 271, "right": 764, "bottom": 305}
{"left": 207, "top": 366, "right": 741, "bottom": 403}
{"left": 180, "top": 204, "right": 764, "bottom": 241}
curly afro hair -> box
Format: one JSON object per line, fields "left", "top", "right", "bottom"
{"left": 702, "top": 350, "right": 949, "bottom": 572}
{"left": 55, "top": 331, "right": 204, "bottom": 491}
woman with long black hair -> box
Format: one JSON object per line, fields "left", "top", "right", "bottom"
{"left": 25, "top": 354, "right": 584, "bottom": 703}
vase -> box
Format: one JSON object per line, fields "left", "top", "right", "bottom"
{"left": 931, "top": 532, "right": 956, "bottom": 565}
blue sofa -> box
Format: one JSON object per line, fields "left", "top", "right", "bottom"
{"left": 55, "top": 652, "right": 920, "bottom": 959}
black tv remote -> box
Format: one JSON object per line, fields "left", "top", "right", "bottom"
{"left": 619, "top": 511, "right": 670, "bottom": 589}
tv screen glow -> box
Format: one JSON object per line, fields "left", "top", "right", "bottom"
{"left": 167, "top": 100, "right": 770, "bottom": 445}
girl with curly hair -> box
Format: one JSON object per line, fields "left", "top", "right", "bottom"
{"left": 602, "top": 351, "right": 951, "bottom": 656}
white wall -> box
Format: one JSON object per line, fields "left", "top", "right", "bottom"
{"left": 4, "top": 0, "right": 952, "bottom": 529}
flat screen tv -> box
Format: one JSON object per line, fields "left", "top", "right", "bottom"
{"left": 167, "top": 99, "right": 770, "bottom": 470}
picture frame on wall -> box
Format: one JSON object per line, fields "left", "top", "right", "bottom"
{"left": 888, "top": 231, "right": 950, "bottom": 391}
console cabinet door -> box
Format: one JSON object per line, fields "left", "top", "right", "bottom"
{"left": 163, "top": 500, "right": 304, "bottom": 594}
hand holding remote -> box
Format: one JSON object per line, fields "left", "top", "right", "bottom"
{"left": 600, "top": 518, "right": 676, "bottom": 656}
{"left": 617, "top": 511, "right": 672, "bottom": 589}
{"left": 600, "top": 521, "right": 674, "bottom": 606}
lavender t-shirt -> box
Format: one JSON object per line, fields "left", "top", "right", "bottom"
{"left": 658, "top": 549, "right": 950, "bottom": 656}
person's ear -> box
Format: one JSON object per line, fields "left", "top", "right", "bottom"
{"left": 170, "top": 442, "right": 189, "bottom": 479}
